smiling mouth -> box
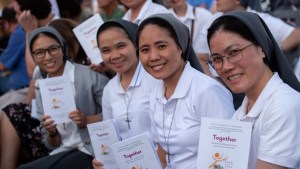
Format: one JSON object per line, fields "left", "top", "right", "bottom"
{"left": 44, "top": 61, "right": 56, "bottom": 68}
{"left": 112, "top": 58, "right": 125, "bottom": 65}
{"left": 228, "top": 74, "right": 241, "bottom": 81}
{"left": 151, "top": 64, "right": 165, "bottom": 71}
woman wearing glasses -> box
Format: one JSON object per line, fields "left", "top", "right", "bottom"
{"left": 1, "top": 26, "right": 109, "bottom": 169}
{"left": 207, "top": 11, "right": 300, "bottom": 169}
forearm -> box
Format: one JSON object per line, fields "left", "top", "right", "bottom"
{"left": 281, "top": 28, "right": 300, "bottom": 52}
{"left": 85, "top": 114, "right": 102, "bottom": 125}
{"left": 255, "top": 159, "right": 287, "bottom": 169}
{"left": 25, "top": 33, "right": 36, "bottom": 78}
{"left": 46, "top": 129, "right": 61, "bottom": 147}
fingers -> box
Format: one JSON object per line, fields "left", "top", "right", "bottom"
{"left": 69, "top": 110, "right": 86, "bottom": 127}
{"left": 92, "top": 158, "right": 104, "bottom": 169}
{"left": 18, "top": 10, "right": 38, "bottom": 33}
{"left": 42, "top": 115, "right": 57, "bottom": 134}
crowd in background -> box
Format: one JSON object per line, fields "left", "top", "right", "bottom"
{"left": 0, "top": 0, "right": 299, "bottom": 169}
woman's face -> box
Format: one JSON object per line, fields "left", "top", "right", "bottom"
{"left": 209, "top": 30, "right": 267, "bottom": 94}
{"left": 12, "top": 0, "right": 21, "bottom": 19}
{"left": 31, "top": 34, "right": 65, "bottom": 77}
{"left": 98, "top": 27, "right": 138, "bottom": 75}
{"left": 215, "top": 0, "right": 239, "bottom": 13}
{"left": 120, "top": 0, "right": 144, "bottom": 9}
{"left": 169, "top": 0, "right": 186, "bottom": 10}
{"left": 138, "top": 24, "right": 184, "bottom": 82}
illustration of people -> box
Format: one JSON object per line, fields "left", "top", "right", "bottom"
{"left": 51, "top": 98, "right": 61, "bottom": 109}
{"left": 91, "top": 39, "right": 98, "bottom": 50}
{"left": 132, "top": 165, "right": 142, "bottom": 169}
{"left": 100, "top": 144, "right": 109, "bottom": 155}
{"left": 209, "top": 152, "right": 227, "bottom": 169}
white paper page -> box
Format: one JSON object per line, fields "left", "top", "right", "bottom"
{"left": 87, "top": 120, "right": 120, "bottom": 169}
{"left": 111, "top": 132, "right": 163, "bottom": 169}
{"left": 38, "top": 76, "right": 76, "bottom": 124}
{"left": 197, "top": 117, "right": 252, "bottom": 169}
{"left": 73, "top": 13, "right": 103, "bottom": 65}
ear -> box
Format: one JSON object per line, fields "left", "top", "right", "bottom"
{"left": 261, "top": 48, "right": 266, "bottom": 58}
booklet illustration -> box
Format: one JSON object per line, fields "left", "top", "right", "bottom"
{"left": 111, "top": 132, "right": 163, "bottom": 169}
{"left": 197, "top": 117, "right": 252, "bottom": 169}
{"left": 73, "top": 13, "right": 103, "bottom": 65}
{"left": 87, "top": 120, "right": 121, "bottom": 169}
{"left": 38, "top": 76, "right": 76, "bottom": 124}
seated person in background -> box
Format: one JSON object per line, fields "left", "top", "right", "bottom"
{"left": 168, "top": 0, "right": 211, "bottom": 71}
{"left": 0, "top": 26, "right": 109, "bottom": 169}
{"left": 0, "top": 6, "right": 18, "bottom": 95}
{"left": 121, "top": 0, "right": 170, "bottom": 25}
{"left": 49, "top": 18, "right": 88, "bottom": 65}
{"left": 97, "top": 0, "right": 125, "bottom": 21}
{"left": 207, "top": 11, "right": 300, "bottom": 169}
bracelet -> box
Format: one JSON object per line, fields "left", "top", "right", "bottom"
{"left": 48, "top": 130, "right": 59, "bottom": 138}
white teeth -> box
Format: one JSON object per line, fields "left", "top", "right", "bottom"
{"left": 228, "top": 74, "right": 241, "bottom": 81}
{"left": 45, "top": 62, "right": 55, "bottom": 67}
{"left": 152, "top": 64, "right": 164, "bottom": 71}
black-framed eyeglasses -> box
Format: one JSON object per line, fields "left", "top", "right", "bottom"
{"left": 32, "top": 45, "right": 61, "bottom": 61}
{"left": 208, "top": 43, "right": 254, "bottom": 70}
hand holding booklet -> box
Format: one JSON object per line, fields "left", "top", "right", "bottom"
{"left": 38, "top": 76, "right": 76, "bottom": 124}
{"left": 73, "top": 13, "right": 103, "bottom": 65}
{"left": 197, "top": 117, "right": 252, "bottom": 169}
{"left": 87, "top": 120, "right": 120, "bottom": 169}
{"left": 111, "top": 132, "right": 163, "bottom": 169}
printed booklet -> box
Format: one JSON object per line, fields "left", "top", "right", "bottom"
{"left": 38, "top": 76, "right": 76, "bottom": 124}
{"left": 87, "top": 119, "right": 121, "bottom": 169}
{"left": 197, "top": 117, "right": 252, "bottom": 169}
{"left": 111, "top": 132, "right": 163, "bottom": 169}
{"left": 73, "top": 13, "right": 103, "bottom": 65}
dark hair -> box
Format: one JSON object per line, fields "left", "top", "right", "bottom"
{"left": 56, "top": 0, "right": 82, "bottom": 21}
{"left": 97, "top": 22, "right": 132, "bottom": 45}
{"left": 49, "top": 19, "right": 88, "bottom": 65}
{"left": 207, "top": 16, "right": 257, "bottom": 47}
{"left": 30, "top": 31, "right": 68, "bottom": 63}
{"left": 16, "top": 0, "right": 51, "bottom": 20}
{"left": 207, "top": 16, "right": 268, "bottom": 64}
{"left": 136, "top": 18, "right": 184, "bottom": 60}
{"left": 96, "top": 19, "right": 138, "bottom": 49}
{"left": 0, "top": 7, "right": 17, "bottom": 23}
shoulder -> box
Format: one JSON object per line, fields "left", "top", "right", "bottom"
{"left": 195, "top": 6, "right": 212, "bottom": 17}
{"left": 74, "top": 63, "right": 109, "bottom": 81}
{"left": 150, "top": 2, "right": 170, "bottom": 13}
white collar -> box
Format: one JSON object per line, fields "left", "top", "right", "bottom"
{"left": 237, "top": 73, "right": 282, "bottom": 120}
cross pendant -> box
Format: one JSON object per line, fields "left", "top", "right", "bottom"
{"left": 167, "top": 147, "right": 171, "bottom": 164}
{"left": 125, "top": 116, "right": 131, "bottom": 129}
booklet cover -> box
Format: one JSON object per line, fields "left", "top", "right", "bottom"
{"left": 38, "top": 76, "right": 76, "bottom": 124}
{"left": 197, "top": 117, "right": 252, "bottom": 169}
{"left": 87, "top": 120, "right": 121, "bottom": 169}
{"left": 111, "top": 132, "right": 163, "bottom": 169}
{"left": 73, "top": 13, "right": 103, "bottom": 65}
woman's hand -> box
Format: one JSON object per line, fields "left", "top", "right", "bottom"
{"left": 92, "top": 158, "right": 105, "bottom": 169}
{"left": 42, "top": 114, "right": 57, "bottom": 137}
{"left": 18, "top": 10, "right": 38, "bottom": 34}
{"left": 69, "top": 109, "right": 87, "bottom": 128}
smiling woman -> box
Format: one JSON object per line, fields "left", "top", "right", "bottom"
{"left": 0, "top": 26, "right": 109, "bottom": 169}
{"left": 92, "top": 19, "right": 160, "bottom": 169}
{"left": 207, "top": 11, "right": 300, "bottom": 169}
{"left": 136, "top": 13, "right": 234, "bottom": 169}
